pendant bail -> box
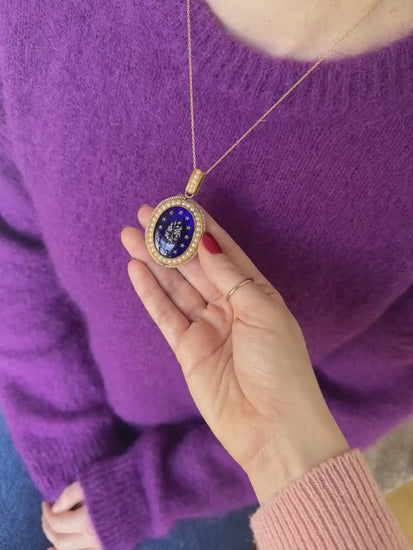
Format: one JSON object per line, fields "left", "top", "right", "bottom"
{"left": 185, "top": 168, "right": 206, "bottom": 198}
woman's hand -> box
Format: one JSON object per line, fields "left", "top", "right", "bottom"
{"left": 121, "top": 205, "right": 349, "bottom": 504}
{"left": 41, "top": 481, "right": 101, "bottom": 550}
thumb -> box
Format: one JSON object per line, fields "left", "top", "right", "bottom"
{"left": 52, "top": 481, "right": 84, "bottom": 513}
{"left": 198, "top": 232, "right": 269, "bottom": 316}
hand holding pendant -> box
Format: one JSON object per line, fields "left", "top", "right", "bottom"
{"left": 120, "top": 205, "right": 349, "bottom": 505}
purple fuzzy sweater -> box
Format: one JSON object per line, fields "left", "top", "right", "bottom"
{"left": 0, "top": 1, "right": 412, "bottom": 549}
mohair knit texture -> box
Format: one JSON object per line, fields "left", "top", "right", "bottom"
{"left": 0, "top": 1, "right": 412, "bottom": 549}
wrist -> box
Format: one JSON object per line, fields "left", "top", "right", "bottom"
{"left": 245, "top": 408, "right": 350, "bottom": 505}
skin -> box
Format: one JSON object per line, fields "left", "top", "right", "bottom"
{"left": 121, "top": 205, "right": 350, "bottom": 505}
{"left": 205, "top": 0, "right": 413, "bottom": 60}
{"left": 42, "top": 204, "right": 349, "bottom": 549}
{"left": 41, "top": 2, "right": 413, "bottom": 548}
{"left": 42, "top": 491, "right": 99, "bottom": 550}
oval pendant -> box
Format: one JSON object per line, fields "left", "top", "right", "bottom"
{"left": 145, "top": 194, "right": 206, "bottom": 267}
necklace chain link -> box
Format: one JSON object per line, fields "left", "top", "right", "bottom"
{"left": 145, "top": 0, "right": 384, "bottom": 266}
{"left": 186, "top": 0, "right": 382, "bottom": 177}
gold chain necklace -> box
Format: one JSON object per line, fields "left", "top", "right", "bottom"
{"left": 145, "top": 0, "right": 382, "bottom": 267}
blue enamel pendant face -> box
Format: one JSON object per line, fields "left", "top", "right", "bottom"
{"left": 145, "top": 195, "right": 205, "bottom": 267}
{"left": 153, "top": 206, "right": 194, "bottom": 257}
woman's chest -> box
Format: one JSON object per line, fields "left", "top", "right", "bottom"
{"left": 25, "top": 73, "right": 411, "bottom": 362}
{"left": 6, "top": 3, "right": 411, "bottom": 317}
{"left": 3, "top": 3, "right": 412, "bottom": 421}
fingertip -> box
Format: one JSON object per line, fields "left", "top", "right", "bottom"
{"left": 137, "top": 204, "right": 154, "bottom": 227}
{"left": 52, "top": 502, "right": 62, "bottom": 513}
{"left": 200, "top": 231, "right": 223, "bottom": 254}
{"left": 120, "top": 225, "right": 134, "bottom": 247}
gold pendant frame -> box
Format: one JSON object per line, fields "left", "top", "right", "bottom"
{"left": 145, "top": 194, "right": 206, "bottom": 268}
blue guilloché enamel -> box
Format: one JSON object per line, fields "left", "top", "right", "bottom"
{"left": 154, "top": 207, "right": 195, "bottom": 258}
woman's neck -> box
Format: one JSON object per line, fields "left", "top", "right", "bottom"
{"left": 204, "top": 0, "right": 413, "bottom": 60}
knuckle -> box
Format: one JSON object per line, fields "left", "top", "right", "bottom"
{"left": 266, "top": 288, "right": 289, "bottom": 311}
{"left": 224, "top": 239, "right": 238, "bottom": 256}
{"left": 264, "top": 284, "right": 286, "bottom": 304}
{"left": 42, "top": 519, "right": 55, "bottom": 543}
{"left": 271, "top": 290, "right": 286, "bottom": 306}
{"left": 41, "top": 513, "right": 48, "bottom": 528}
{"left": 84, "top": 519, "right": 96, "bottom": 537}
{"left": 46, "top": 517, "right": 56, "bottom": 531}
{"left": 53, "top": 534, "right": 65, "bottom": 548}
{"left": 46, "top": 513, "right": 59, "bottom": 530}
{"left": 79, "top": 509, "right": 97, "bottom": 538}
{"left": 271, "top": 301, "right": 293, "bottom": 325}
{"left": 253, "top": 278, "right": 284, "bottom": 302}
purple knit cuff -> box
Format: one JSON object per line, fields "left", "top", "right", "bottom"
{"left": 21, "top": 419, "right": 126, "bottom": 502}
{"left": 77, "top": 450, "right": 151, "bottom": 550}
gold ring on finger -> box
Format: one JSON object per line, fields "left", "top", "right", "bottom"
{"left": 225, "top": 278, "right": 254, "bottom": 302}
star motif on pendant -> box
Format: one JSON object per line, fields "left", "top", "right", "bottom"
{"left": 169, "top": 210, "right": 175, "bottom": 215}
{"left": 178, "top": 210, "right": 183, "bottom": 215}
{"left": 185, "top": 216, "right": 190, "bottom": 220}
{"left": 184, "top": 235, "right": 189, "bottom": 240}
{"left": 162, "top": 217, "right": 166, "bottom": 221}
{"left": 180, "top": 243, "right": 185, "bottom": 248}
{"left": 186, "top": 225, "right": 191, "bottom": 230}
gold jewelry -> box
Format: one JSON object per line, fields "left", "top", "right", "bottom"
{"left": 226, "top": 278, "right": 255, "bottom": 302}
{"left": 145, "top": 0, "right": 382, "bottom": 268}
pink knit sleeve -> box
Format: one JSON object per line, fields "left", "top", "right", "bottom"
{"left": 249, "top": 449, "right": 409, "bottom": 550}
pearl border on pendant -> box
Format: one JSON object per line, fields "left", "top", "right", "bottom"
{"left": 144, "top": 194, "right": 206, "bottom": 268}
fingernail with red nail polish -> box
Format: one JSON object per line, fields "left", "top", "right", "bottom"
{"left": 201, "top": 232, "right": 222, "bottom": 254}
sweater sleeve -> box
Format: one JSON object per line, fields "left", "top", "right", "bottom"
{"left": 0, "top": 81, "right": 130, "bottom": 501}
{"left": 249, "top": 449, "right": 410, "bottom": 550}
{"left": 77, "top": 420, "right": 254, "bottom": 549}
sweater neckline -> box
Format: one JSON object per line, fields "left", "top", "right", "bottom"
{"left": 155, "top": 0, "right": 413, "bottom": 114}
